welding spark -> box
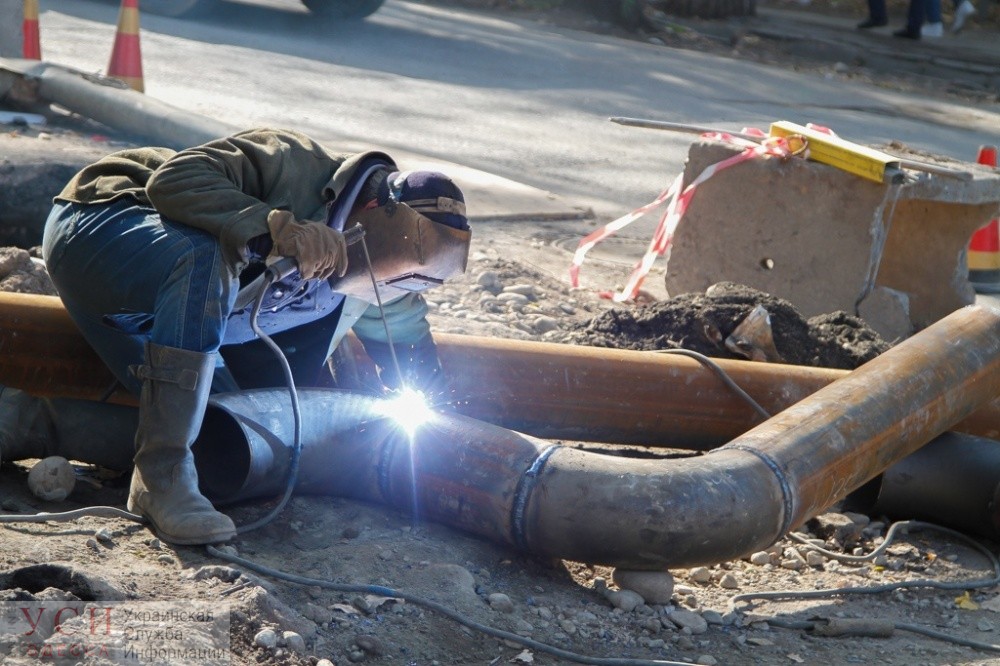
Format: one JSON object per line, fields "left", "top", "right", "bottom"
{"left": 379, "top": 386, "right": 436, "bottom": 436}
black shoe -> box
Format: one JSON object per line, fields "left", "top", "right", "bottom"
{"left": 892, "top": 27, "right": 921, "bottom": 38}
{"left": 857, "top": 18, "right": 888, "bottom": 28}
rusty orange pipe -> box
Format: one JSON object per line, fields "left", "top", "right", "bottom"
{"left": 4, "top": 291, "right": 1000, "bottom": 448}
{"left": 195, "top": 304, "right": 1000, "bottom": 567}
{"left": 520, "top": 303, "right": 1000, "bottom": 565}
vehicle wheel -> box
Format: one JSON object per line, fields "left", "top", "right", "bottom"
{"left": 301, "top": 0, "right": 386, "bottom": 19}
{"left": 141, "top": 0, "right": 209, "bottom": 17}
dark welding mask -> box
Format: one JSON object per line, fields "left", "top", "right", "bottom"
{"left": 328, "top": 171, "right": 472, "bottom": 305}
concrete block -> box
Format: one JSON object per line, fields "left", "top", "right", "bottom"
{"left": 664, "top": 140, "right": 1000, "bottom": 334}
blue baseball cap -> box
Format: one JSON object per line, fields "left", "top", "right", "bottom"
{"left": 379, "top": 170, "right": 469, "bottom": 231}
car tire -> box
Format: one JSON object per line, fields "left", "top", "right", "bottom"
{"left": 301, "top": 0, "right": 386, "bottom": 19}
{"left": 141, "top": 0, "right": 210, "bottom": 17}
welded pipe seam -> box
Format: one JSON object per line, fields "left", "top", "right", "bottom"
{"left": 376, "top": 425, "right": 400, "bottom": 502}
{"left": 509, "top": 444, "right": 560, "bottom": 551}
{"left": 716, "top": 442, "right": 794, "bottom": 536}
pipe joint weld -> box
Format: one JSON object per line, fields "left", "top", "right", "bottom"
{"left": 510, "top": 445, "right": 559, "bottom": 551}
{"left": 376, "top": 433, "right": 400, "bottom": 502}
{"left": 720, "top": 443, "right": 795, "bottom": 536}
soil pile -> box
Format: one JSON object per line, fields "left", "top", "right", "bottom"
{"left": 572, "top": 282, "right": 890, "bottom": 369}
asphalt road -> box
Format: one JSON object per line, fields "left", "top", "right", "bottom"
{"left": 34, "top": 0, "right": 1000, "bottom": 230}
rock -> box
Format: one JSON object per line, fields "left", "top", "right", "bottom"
{"left": 422, "top": 563, "right": 481, "bottom": 614}
{"left": 613, "top": 570, "right": 675, "bottom": 604}
{"left": 488, "top": 592, "right": 515, "bottom": 613}
{"left": 282, "top": 631, "right": 305, "bottom": 653}
{"left": 354, "top": 634, "right": 385, "bottom": 656}
{"left": 302, "top": 602, "right": 334, "bottom": 625}
{"left": 531, "top": 315, "right": 561, "bottom": 334}
{"left": 317, "top": 660, "right": 335, "bottom": 666}
{"left": 858, "top": 286, "right": 912, "bottom": 342}
{"left": 807, "top": 512, "right": 864, "bottom": 545}
{"left": 476, "top": 270, "right": 502, "bottom": 294}
{"left": 605, "top": 589, "right": 645, "bottom": 612}
{"left": 667, "top": 609, "right": 709, "bottom": 634}
{"left": 702, "top": 610, "right": 725, "bottom": 625}
{"left": 697, "top": 655, "right": 719, "bottom": 665}
{"left": 27, "top": 456, "right": 75, "bottom": 502}
{"left": 503, "top": 284, "right": 537, "bottom": 298}
{"left": 243, "top": 587, "right": 318, "bottom": 642}
{"left": 497, "top": 292, "right": 529, "bottom": 305}
{"left": 190, "top": 565, "right": 242, "bottom": 583}
{"left": 94, "top": 528, "right": 113, "bottom": 545}
{"left": 253, "top": 627, "right": 278, "bottom": 649}
{"left": 718, "top": 573, "right": 739, "bottom": 589}
{"left": 687, "top": 567, "right": 712, "bottom": 584}
{"left": 749, "top": 551, "right": 771, "bottom": 566}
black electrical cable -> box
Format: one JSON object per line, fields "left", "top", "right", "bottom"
{"left": 232, "top": 267, "right": 304, "bottom": 534}
{"left": 731, "top": 520, "right": 1000, "bottom": 653}
{"left": 205, "top": 544, "right": 693, "bottom": 666}
{"left": 733, "top": 521, "right": 1000, "bottom": 605}
{"left": 651, "top": 348, "right": 771, "bottom": 421}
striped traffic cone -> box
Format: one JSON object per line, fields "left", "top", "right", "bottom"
{"left": 968, "top": 145, "right": 1000, "bottom": 293}
{"left": 22, "top": 0, "right": 41, "bottom": 60}
{"left": 107, "top": 0, "right": 144, "bottom": 92}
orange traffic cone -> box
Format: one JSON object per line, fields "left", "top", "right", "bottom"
{"left": 22, "top": 0, "right": 41, "bottom": 60}
{"left": 968, "top": 145, "right": 1000, "bottom": 293}
{"left": 107, "top": 0, "right": 144, "bottom": 93}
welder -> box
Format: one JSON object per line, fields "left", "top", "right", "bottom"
{"left": 40, "top": 128, "right": 472, "bottom": 546}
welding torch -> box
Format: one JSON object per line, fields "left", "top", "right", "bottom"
{"left": 263, "top": 222, "right": 407, "bottom": 391}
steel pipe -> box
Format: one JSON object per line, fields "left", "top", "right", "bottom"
{"left": 6, "top": 292, "right": 1000, "bottom": 448}
{"left": 190, "top": 304, "right": 1000, "bottom": 568}
{"left": 866, "top": 432, "right": 1000, "bottom": 541}
{"left": 0, "top": 59, "right": 237, "bottom": 150}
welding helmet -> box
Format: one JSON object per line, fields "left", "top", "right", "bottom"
{"left": 329, "top": 170, "right": 472, "bottom": 305}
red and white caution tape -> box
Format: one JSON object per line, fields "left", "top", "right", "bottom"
{"left": 570, "top": 129, "right": 808, "bottom": 302}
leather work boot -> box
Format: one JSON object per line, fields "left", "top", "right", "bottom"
{"left": 127, "top": 342, "right": 236, "bottom": 545}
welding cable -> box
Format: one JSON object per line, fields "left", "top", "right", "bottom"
{"left": 0, "top": 508, "right": 692, "bottom": 664}
{"left": 232, "top": 266, "right": 306, "bottom": 535}
{"left": 764, "top": 616, "right": 1000, "bottom": 652}
{"left": 651, "top": 348, "right": 771, "bottom": 421}
{"left": 730, "top": 520, "right": 1000, "bottom": 652}
{"left": 0, "top": 506, "right": 144, "bottom": 523}
{"left": 732, "top": 520, "right": 1000, "bottom": 606}
{"left": 205, "top": 544, "right": 695, "bottom": 666}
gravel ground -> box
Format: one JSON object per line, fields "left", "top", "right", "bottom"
{"left": 3, "top": 12, "right": 1000, "bottom": 661}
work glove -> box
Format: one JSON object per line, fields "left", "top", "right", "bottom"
{"left": 266, "top": 210, "right": 348, "bottom": 281}
{"left": 362, "top": 335, "right": 448, "bottom": 398}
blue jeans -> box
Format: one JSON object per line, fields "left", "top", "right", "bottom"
{"left": 43, "top": 200, "right": 238, "bottom": 395}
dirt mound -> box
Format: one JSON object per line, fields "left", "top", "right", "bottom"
{"left": 573, "top": 282, "right": 890, "bottom": 369}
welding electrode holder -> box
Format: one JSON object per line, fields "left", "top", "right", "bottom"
{"left": 265, "top": 223, "right": 367, "bottom": 283}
